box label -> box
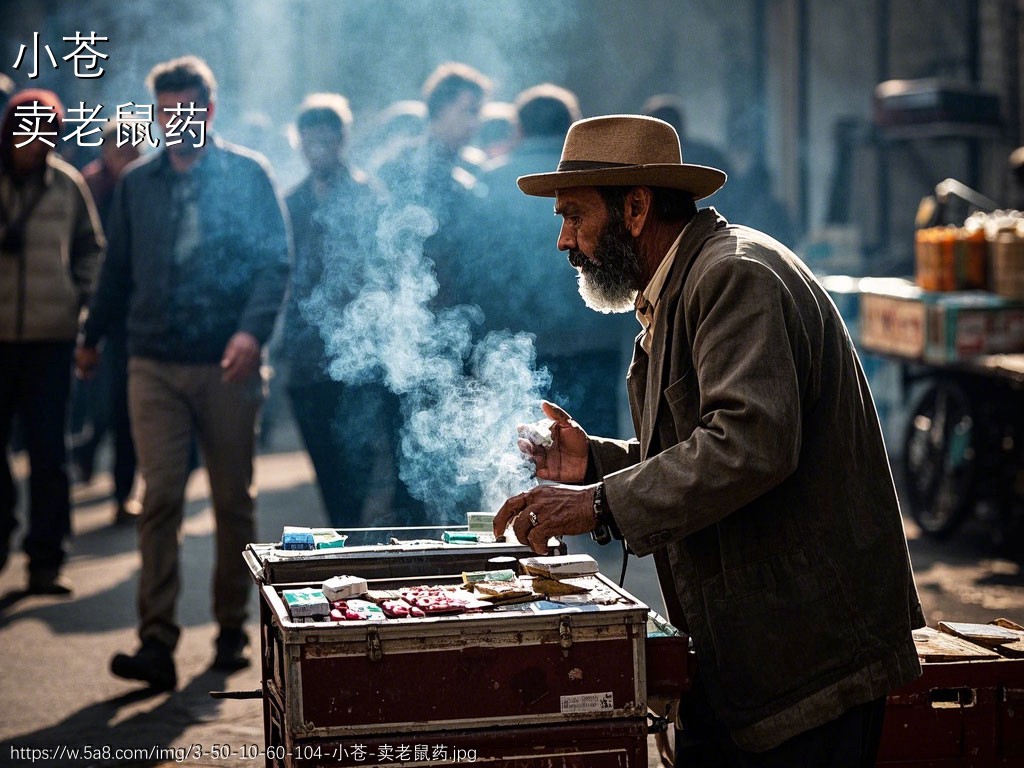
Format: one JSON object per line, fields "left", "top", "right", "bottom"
{"left": 559, "top": 691, "right": 614, "bottom": 714}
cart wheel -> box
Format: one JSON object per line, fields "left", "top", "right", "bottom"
{"left": 903, "top": 380, "right": 977, "bottom": 538}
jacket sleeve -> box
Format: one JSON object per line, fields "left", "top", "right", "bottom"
{"left": 81, "top": 178, "right": 131, "bottom": 347}
{"left": 69, "top": 172, "right": 104, "bottom": 310}
{"left": 588, "top": 435, "right": 640, "bottom": 480}
{"left": 237, "top": 160, "right": 290, "bottom": 344}
{"left": 605, "top": 253, "right": 808, "bottom": 556}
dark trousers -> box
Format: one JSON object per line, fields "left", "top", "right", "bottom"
{"left": 0, "top": 341, "right": 74, "bottom": 573}
{"left": 288, "top": 380, "right": 422, "bottom": 528}
{"left": 71, "top": 328, "right": 136, "bottom": 503}
{"left": 677, "top": 678, "right": 887, "bottom": 767}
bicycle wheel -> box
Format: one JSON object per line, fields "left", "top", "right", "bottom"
{"left": 902, "top": 379, "right": 977, "bottom": 538}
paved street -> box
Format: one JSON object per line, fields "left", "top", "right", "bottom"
{"left": 0, "top": 415, "right": 1021, "bottom": 767}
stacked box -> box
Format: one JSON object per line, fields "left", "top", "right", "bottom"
{"left": 858, "top": 278, "right": 1024, "bottom": 362}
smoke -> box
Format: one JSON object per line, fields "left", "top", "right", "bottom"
{"left": 306, "top": 200, "right": 550, "bottom": 523}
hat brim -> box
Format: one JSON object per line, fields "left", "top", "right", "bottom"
{"left": 517, "top": 163, "right": 727, "bottom": 199}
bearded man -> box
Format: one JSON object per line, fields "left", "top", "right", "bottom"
{"left": 493, "top": 115, "right": 924, "bottom": 766}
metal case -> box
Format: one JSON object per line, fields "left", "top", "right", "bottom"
{"left": 260, "top": 575, "right": 648, "bottom": 739}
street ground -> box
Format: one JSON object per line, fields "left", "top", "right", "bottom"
{"left": 0, "top": 415, "right": 1021, "bottom": 768}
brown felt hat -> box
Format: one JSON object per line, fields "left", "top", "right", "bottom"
{"left": 517, "top": 114, "right": 726, "bottom": 199}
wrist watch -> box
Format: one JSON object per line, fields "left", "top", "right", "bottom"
{"left": 591, "top": 483, "right": 612, "bottom": 545}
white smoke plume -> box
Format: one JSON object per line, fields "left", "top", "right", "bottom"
{"left": 305, "top": 201, "right": 550, "bottom": 523}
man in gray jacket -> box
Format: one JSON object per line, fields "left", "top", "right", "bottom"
{"left": 493, "top": 115, "right": 923, "bottom": 765}
{"left": 0, "top": 88, "right": 103, "bottom": 595}
{"left": 78, "top": 56, "right": 289, "bottom": 690}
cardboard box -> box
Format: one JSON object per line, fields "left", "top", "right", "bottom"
{"left": 923, "top": 291, "right": 1024, "bottom": 363}
{"left": 858, "top": 279, "right": 1024, "bottom": 362}
{"left": 858, "top": 278, "right": 927, "bottom": 358}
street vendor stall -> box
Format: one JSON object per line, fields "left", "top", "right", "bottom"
{"left": 235, "top": 526, "right": 1024, "bottom": 767}
{"left": 241, "top": 526, "right": 690, "bottom": 767}
{"left": 854, "top": 212, "right": 1024, "bottom": 544}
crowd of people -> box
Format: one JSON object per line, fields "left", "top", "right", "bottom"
{"left": 2, "top": 50, "right": 889, "bottom": 753}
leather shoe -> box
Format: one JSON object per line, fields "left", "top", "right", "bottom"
{"left": 27, "top": 569, "right": 73, "bottom": 596}
{"left": 212, "top": 627, "right": 250, "bottom": 671}
{"left": 111, "top": 639, "right": 177, "bottom": 691}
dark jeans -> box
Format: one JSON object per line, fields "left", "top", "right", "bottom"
{"left": 677, "top": 677, "right": 887, "bottom": 768}
{"left": 288, "top": 380, "right": 422, "bottom": 528}
{"left": 0, "top": 341, "right": 74, "bottom": 573}
{"left": 71, "top": 328, "right": 136, "bottom": 503}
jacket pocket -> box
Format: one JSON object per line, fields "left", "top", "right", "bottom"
{"left": 701, "top": 549, "right": 858, "bottom": 713}
{"left": 664, "top": 368, "right": 698, "bottom": 435}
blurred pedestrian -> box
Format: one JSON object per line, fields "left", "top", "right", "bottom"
{"left": 77, "top": 56, "right": 289, "bottom": 690}
{"left": 0, "top": 89, "right": 103, "bottom": 594}
{"left": 71, "top": 123, "right": 141, "bottom": 525}
{"left": 357, "top": 99, "right": 427, "bottom": 183}
{"left": 282, "top": 93, "right": 418, "bottom": 527}
{"left": 375, "top": 62, "right": 491, "bottom": 225}
{"left": 495, "top": 115, "right": 923, "bottom": 766}
{"left": 642, "top": 93, "right": 732, "bottom": 183}
{"left": 475, "top": 83, "right": 632, "bottom": 437}
{"left": 469, "top": 100, "right": 518, "bottom": 167}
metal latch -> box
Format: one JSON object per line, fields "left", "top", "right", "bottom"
{"left": 559, "top": 615, "right": 573, "bottom": 653}
{"left": 366, "top": 626, "right": 383, "bottom": 662}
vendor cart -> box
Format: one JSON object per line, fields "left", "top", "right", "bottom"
{"left": 856, "top": 278, "right": 1024, "bottom": 543}
{"left": 242, "top": 527, "right": 691, "bottom": 768}
{"left": 240, "top": 527, "right": 1023, "bottom": 767}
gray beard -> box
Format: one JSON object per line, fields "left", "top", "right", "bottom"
{"left": 573, "top": 220, "right": 642, "bottom": 314}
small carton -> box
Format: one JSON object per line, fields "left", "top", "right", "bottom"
{"left": 281, "top": 526, "right": 316, "bottom": 551}
{"left": 311, "top": 528, "right": 348, "bottom": 550}
{"left": 519, "top": 554, "right": 599, "bottom": 578}
{"left": 467, "top": 511, "right": 497, "bottom": 534}
{"left": 321, "top": 575, "right": 368, "bottom": 602}
{"left": 282, "top": 587, "right": 329, "bottom": 618}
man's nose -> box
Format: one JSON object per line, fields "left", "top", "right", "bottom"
{"left": 557, "top": 221, "right": 575, "bottom": 251}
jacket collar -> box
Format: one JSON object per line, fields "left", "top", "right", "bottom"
{"left": 635, "top": 206, "right": 728, "bottom": 458}
{"left": 144, "top": 132, "right": 225, "bottom": 178}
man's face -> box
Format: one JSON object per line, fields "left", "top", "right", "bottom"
{"left": 155, "top": 86, "right": 213, "bottom": 159}
{"left": 431, "top": 90, "right": 482, "bottom": 151}
{"left": 554, "top": 187, "right": 643, "bottom": 313}
{"left": 299, "top": 124, "right": 343, "bottom": 179}
{"left": 10, "top": 136, "right": 51, "bottom": 174}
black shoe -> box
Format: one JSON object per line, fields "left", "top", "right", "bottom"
{"left": 27, "top": 569, "right": 73, "bottom": 596}
{"left": 110, "top": 639, "right": 177, "bottom": 691}
{"left": 212, "top": 627, "right": 250, "bottom": 671}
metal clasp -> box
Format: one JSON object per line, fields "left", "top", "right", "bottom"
{"left": 558, "top": 615, "right": 573, "bottom": 653}
{"left": 366, "top": 626, "right": 383, "bottom": 662}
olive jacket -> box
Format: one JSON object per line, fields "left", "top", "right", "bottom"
{"left": 0, "top": 153, "right": 102, "bottom": 341}
{"left": 590, "top": 207, "right": 924, "bottom": 751}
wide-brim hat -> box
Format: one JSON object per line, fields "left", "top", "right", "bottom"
{"left": 517, "top": 114, "right": 726, "bottom": 200}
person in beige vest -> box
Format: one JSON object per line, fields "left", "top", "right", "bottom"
{"left": 0, "top": 88, "right": 103, "bottom": 594}
{"left": 493, "top": 115, "right": 923, "bottom": 766}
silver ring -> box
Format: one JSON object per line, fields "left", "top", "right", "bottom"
{"left": 528, "top": 511, "right": 539, "bottom": 528}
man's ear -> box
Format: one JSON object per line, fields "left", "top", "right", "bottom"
{"left": 623, "top": 186, "right": 653, "bottom": 238}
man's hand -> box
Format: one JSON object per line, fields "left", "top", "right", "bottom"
{"left": 75, "top": 345, "right": 100, "bottom": 380}
{"left": 220, "top": 331, "right": 261, "bottom": 383}
{"left": 492, "top": 483, "right": 598, "bottom": 554}
{"left": 518, "top": 400, "right": 589, "bottom": 483}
